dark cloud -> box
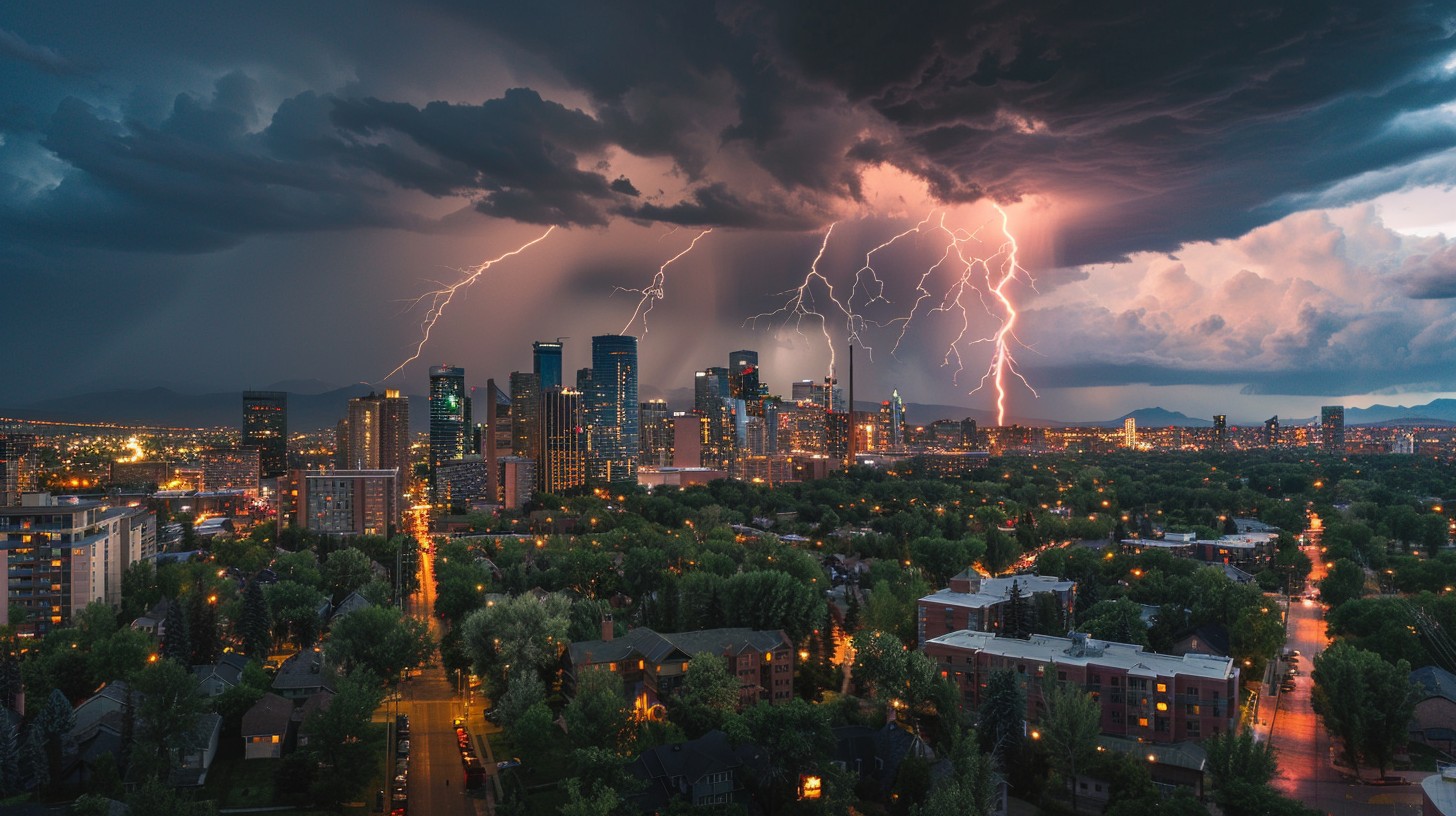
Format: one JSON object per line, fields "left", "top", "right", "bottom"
{"left": 0, "top": 27, "right": 79, "bottom": 76}
{"left": 1399, "top": 244, "right": 1456, "bottom": 299}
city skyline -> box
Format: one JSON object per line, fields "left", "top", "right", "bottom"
{"left": 3, "top": 4, "right": 1456, "bottom": 422}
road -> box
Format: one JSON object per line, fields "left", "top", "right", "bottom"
{"left": 1261, "top": 526, "right": 1424, "bottom": 815}
{"left": 382, "top": 505, "right": 483, "bottom": 816}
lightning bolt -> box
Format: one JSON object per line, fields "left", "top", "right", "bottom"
{"left": 615, "top": 228, "right": 713, "bottom": 336}
{"left": 381, "top": 226, "right": 557, "bottom": 382}
{"left": 967, "top": 204, "right": 1038, "bottom": 425}
{"left": 746, "top": 224, "right": 848, "bottom": 379}
{"left": 746, "top": 205, "right": 1039, "bottom": 426}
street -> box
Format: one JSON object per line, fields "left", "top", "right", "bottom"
{"left": 1261, "top": 529, "right": 1424, "bottom": 815}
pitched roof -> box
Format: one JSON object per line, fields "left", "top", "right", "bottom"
{"left": 1413, "top": 665, "right": 1456, "bottom": 703}
{"left": 628, "top": 730, "right": 767, "bottom": 808}
{"left": 272, "top": 650, "right": 334, "bottom": 693}
{"left": 569, "top": 626, "right": 789, "bottom": 668}
{"left": 242, "top": 693, "right": 294, "bottom": 736}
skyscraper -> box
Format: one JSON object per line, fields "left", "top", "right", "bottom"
{"left": 590, "top": 334, "right": 640, "bottom": 483}
{"left": 541, "top": 387, "right": 586, "bottom": 493}
{"left": 0, "top": 433, "right": 36, "bottom": 507}
{"left": 429, "top": 365, "right": 468, "bottom": 488}
{"left": 533, "top": 340, "right": 564, "bottom": 390}
{"left": 1321, "top": 405, "right": 1345, "bottom": 453}
{"left": 509, "top": 372, "right": 541, "bottom": 461}
{"left": 1213, "top": 414, "right": 1227, "bottom": 452}
{"left": 640, "top": 399, "right": 673, "bottom": 466}
{"left": 1264, "top": 416, "right": 1280, "bottom": 448}
{"left": 729, "top": 349, "right": 760, "bottom": 412}
{"left": 1123, "top": 417, "right": 1137, "bottom": 448}
{"left": 242, "top": 391, "right": 288, "bottom": 478}
{"left": 336, "top": 391, "right": 409, "bottom": 514}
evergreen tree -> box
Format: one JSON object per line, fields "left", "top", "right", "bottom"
{"left": 238, "top": 579, "right": 273, "bottom": 659}
{"left": 38, "top": 688, "right": 75, "bottom": 786}
{"left": 1005, "top": 581, "right": 1032, "bottom": 639}
{"left": 187, "top": 589, "right": 219, "bottom": 665}
{"left": 20, "top": 723, "right": 45, "bottom": 791}
{"left": 0, "top": 715, "right": 18, "bottom": 796}
{"left": 161, "top": 599, "right": 189, "bottom": 664}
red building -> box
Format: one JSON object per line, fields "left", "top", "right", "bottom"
{"left": 924, "top": 630, "right": 1239, "bottom": 744}
{"left": 916, "top": 570, "right": 1076, "bottom": 644}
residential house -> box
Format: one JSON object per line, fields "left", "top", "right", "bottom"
{"left": 170, "top": 712, "right": 222, "bottom": 786}
{"left": 272, "top": 649, "right": 335, "bottom": 701}
{"left": 329, "top": 590, "right": 372, "bottom": 622}
{"left": 628, "top": 730, "right": 767, "bottom": 810}
{"left": 1412, "top": 666, "right": 1456, "bottom": 749}
{"left": 294, "top": 690, "right": 334, "bottom": 749}
{"left": 1167, "top": 624, "right": 1231, "bottom": 658}
{"left": 566, "top": 626, "right": 793, "bottom": 714}
{"left": 193, "top": 653, "right": 250, "bottom": 697}
{"left": 242, "top": 693, "right": 294, "bottom": 759}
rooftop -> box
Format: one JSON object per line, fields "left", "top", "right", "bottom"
{"left": 920, "top": 573, "right": 1075, "bottom": 611}
{"left": 925, "top": 630, "right": 1236, "bottom": 680}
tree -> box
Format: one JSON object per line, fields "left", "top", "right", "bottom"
{"left": 561, "top": 777, "right": 622, "bottom": 816}
{"left": 265, "top": 580, "right": 325, "bottom": 648}
{"left": 498, "top": 672, "right": 547, "bottom": 728}
{"left": 564, "top": 669, "right": 634, "bottom": 753}
{"left": 304, "top": 670, "right": 384, "bottom": 807}
{"left": 914, "top": 733, "right": 1001, "bottom": 816}
{"left": 910, "top": 537, "right": 970, "bottom": 585}
{"left": 671, "top": 652, "right": 742, "bottom": 737}
{"left": 126, "top": 776, "right": 219, "bottom": 816}
{"left": 0, "top": 714, "right": 18, "bottom": 796}
{"left": 1040, "top": 676, "right": 1101, "bottom": 813}
{"left": 459, "top": 592, "right": 571, "bottom": 685}
{"left": 325, "top": 605, "right": 432, "bottom": 683}
{"left": 1318, "top": 558, "right": 1367, "bottom": 609}
{"left": 851, "top": 630, "right": 908, "bottom": 699}
{"left": 977, "top": 669, "right": 1025, "bottom": 764}
{"left": 1080, "top": 599, "right": 1149, "bottom": 645}
{"left": 161, "top": 599, "right": 189, "bottom": 664}
{"left": 323, "top": 547, "right": 374, "bottom": 602}
{"left": 512, "top": 702, "right": 556, "bottom": 762}
{"left": 1312, "top": 642, "right": 1418, "bottom": 777}
{"left": 186, "top": 589, "right": 219, "bottom": 665}
{"left": 719, "top": 570, "right": 824, "bottom": 643}
{"left": 1205, "top": 728, "right": 1279, "bottom": 816}
{"left": 738, "top": 698, "right": 835, "bottom": 807}
{"left": 132, "top": 659, "right": 205, "bottom": 778}
{"left": 238, "top": 579, "right": 273, "bottom": 659}
{"left": 37, "top": 688, "right": 75, "bottom": 788}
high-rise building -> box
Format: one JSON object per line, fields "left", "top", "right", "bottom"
{"left": 509, "top": 372, "right": 541, "bottom": 461}
{"left": 288, "top": 470, "right": 397, "bottom": 536}
{"left": 1212, "top": 414, "right": 1228, "bottom": 452}
{"left": 336, "top": 391, "right": 410, "bottom": 514}
{"left": 590, "top": 335, "right": 640, "bottom": 483}
{"left": 199, "top": 447, "right": 261, "bottom": 493}
{"left": 533, "top": 340, "right": 564, "bottom": 390}
{"left": 1123, "top": 417, "right": 1137, "bottom": 448}
{"left": 499, "top": 456, "right": 537, "bottom": 510}
{"left": 671, "top": 413, "right": 705, "bottom": 468}
{"left": 484, "top": 379, "right": 510, "bottom": 503}
{"left": 1264, "top": 416, "right": 1280, "bottom": 448}
{"left": 541, "top": 387, "right": 587, "bottom": 493}
{"left": 242, "top": 391, "right": 288, "bottom": 478}
{"left": 0, "top": 434, "right": 37, "bottom": 507}
{"left": 1321, "top": 406, "right": 1345, "bottom": 453}
{"left": 430, "top": 365, "right": 468, "bottom": 487}
{"left": 729, "top": 350, "right": 760, "bottom": 410}
{"left": 695, "top": 367, "right": 730, "bottom": 412}
{"left": 793, "top": 378, "right": 844, "bottom": 412}
{"left": 883, "top": 391, "right": 906, "bottom": 449}
{"left": 640, "top": 399, "right": 673, "bottom": 466}
{"left": 0, "top": 494, "right": 152, "bottom": 635}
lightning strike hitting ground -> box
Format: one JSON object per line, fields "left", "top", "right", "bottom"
{"left": 748, "top": 206, "right": 1038, "bottom": 425}
{"left": 381, "top": 226, "right": 557, "bottom": 382}
{"left": 616, "top": 228, "right": 713, "bottom": 336}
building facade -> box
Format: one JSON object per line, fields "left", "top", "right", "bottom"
{"left": 1321, "top": 405, "right": 1346, "bottom": 453}
{"left": 291, "top": 470, "right": 397, "bottom": 536}
{"left": 567, "top": 626, "right": 794, "bottom": 712}
{"left": 540, "top": 387, "right": 586, "bottom": 494}
{"left": 242, "top": 391, "right": 289, "bottom": 478}
{"left": 533, "top": 340, "right": 564, "bottom": 390}
{"left": 589, "top": 335, "right": 640, "bottom": 483}
{"left": 429, "top": 365, "right": 469, "bottom": 489}
{"left": 917, "top": 571, "right": 1077, "bottom": 645}
{"left": 923, "top": 630, "right": 1239, "bottom": 744}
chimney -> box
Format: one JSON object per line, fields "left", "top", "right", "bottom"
{"left": 601, "top": 612, "right": 614, "bottom": 642}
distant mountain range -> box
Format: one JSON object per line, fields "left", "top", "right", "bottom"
{"left": 5, "top": 385, "right": 1456, "bottom": 433}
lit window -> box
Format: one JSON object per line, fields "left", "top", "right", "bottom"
{"left": 1156, "top": 702, "right": 1168, "bottom": 712}
{"left": 271, "top": 735, "right": 280, "bottom": 743}
{"left": 1138, "top": 717, "right": 1149, "bottom": 727}
{"left": 1156, "top": 683, "right": 1167, "bottom": 693}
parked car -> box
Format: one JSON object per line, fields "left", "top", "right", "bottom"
{"left": 497, "top": 757, "right": 523, "bottom": 771}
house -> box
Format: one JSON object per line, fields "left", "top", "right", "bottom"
{"left": 1168, "top": 624, "right": 1231, "bottom": 658}
{"left": 170, "top": 712, "right": 223, "bottom": 786}
{"left": 295, "top": 690, "right": 334, "bottom": 749}
{"left": 329, "top": 590, "right": 372, "bottom": 621}
{"left": 1412, "top": 666, "right": 1456, "bottom": 748}
{"left": 628, "top": 730, "right": 768, "bottom": 810}
{"left": 242, "top": 693, "right": 294, "bottom": 759}
{"left": 566, "top": 625, "right": 794, "bottom": 714}
{"left": 193, "top": 653, "right": 250, "bottom": 697}
{"left": 831, "top": 724, "right": 936, "bottom": 794}
{"left": 66, "top": 682, "right": 132, "bottom": 786}
{"left": 272, "top": 649, "right": 335, "bottom": 700}
{"left": 131, "top": 598, "right": 171, "bottom": 638}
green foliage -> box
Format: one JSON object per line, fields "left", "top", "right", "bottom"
{"left": 460, "top": 591, "right": 571, "bottom": 687}
{"left": 498, "top": 671, "right": 547, "bottom": 728}
{"left": 264, "top": 580, "right": 325, "bottom": 649}
{"left": 564, "top": 669, "right": 634, "bottom": 753}
{"left": 324, "top": 604, "right": 433, "bottom": 682}
{"left": 322, "top": 547, "right": 373, "bottom": 602}
{"left": 1079, "top": 599, "right": 1149, "bottom": 645}
{"left": 977, "top": 669, "right": 1025, "bottom": 763}
{"left": 1319, "top": 558, "right": 1367, "bottom": 609}
{"left": 238, "top": 579, "right": 272, "bottom": 659}
{"left": 671, "top": 651, "right": 743, "bottom": 737}
{"left": 1039, "top": 677, "right": 1101, "bottom": 812}
{"left": 1311, "top": 641, "right": 1419, "bottom": 777}
{"left": 303, "top": 670, "right": 384, "bottom": 807}
{"left": 132, "top": 658, "right": 205, "bottom": 779}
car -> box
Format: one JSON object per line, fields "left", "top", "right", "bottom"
{"left": 484, "top": 708, "right": 501, "bottom": 723}
{"left": 1290, "top": 650, "right": 1301, "bottom": 657}
{"left": 497, "top": 758, "right": 523, "bottom": 771}
{"left": 1279, "top": 682, "right": 1295, "bottom": 692}
{"left": 396, "top": 740, "right": 410, "bottom": 756}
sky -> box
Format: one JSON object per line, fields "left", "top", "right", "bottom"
{"left": 3, "top": 1, "right": 1456, "bottom": 424}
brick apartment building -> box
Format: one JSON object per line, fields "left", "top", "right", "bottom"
{"left": 924, "top": 630, "right": 1239, "bottom": 744}
{"left": 916, "top": 570, "right": 1076, "bottom": 644}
